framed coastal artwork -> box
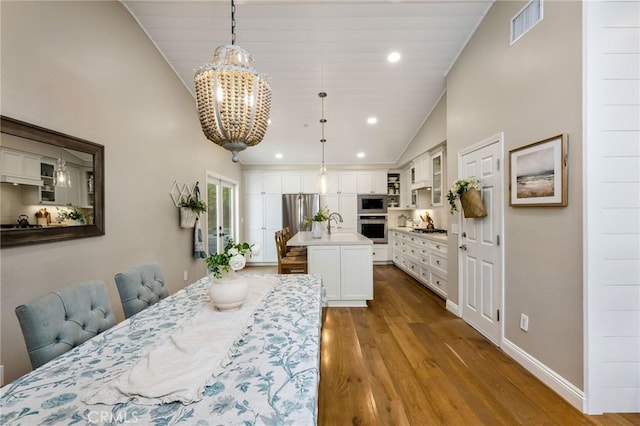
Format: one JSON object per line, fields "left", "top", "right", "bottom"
{"left": 509, "top": 134, "right": 568, "bottom": 207}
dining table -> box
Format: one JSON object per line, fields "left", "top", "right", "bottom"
{"left": 0, "top": 273, "right": 324, "bottom": 425}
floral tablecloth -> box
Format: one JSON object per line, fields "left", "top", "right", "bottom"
{"left": 1, "top": 274, "right": 324, "bottom": 425}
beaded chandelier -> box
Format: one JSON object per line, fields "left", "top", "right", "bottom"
{"left": 194, "top": 0, "right": 271, "bottom": 163}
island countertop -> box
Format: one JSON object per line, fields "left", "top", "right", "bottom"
{"left": 287, "top": 231, "right": 373, "bottom": 246}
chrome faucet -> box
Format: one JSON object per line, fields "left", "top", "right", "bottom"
{"left": 327, "top": 212, "right": 343, "bottom": 234}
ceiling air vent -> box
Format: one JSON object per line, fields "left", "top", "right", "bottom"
{"left": 511, "top": 0, "right": 543, "bottom": 45}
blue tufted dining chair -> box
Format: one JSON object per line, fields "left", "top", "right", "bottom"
{"left": 15, "top": 281, "right": 116, "bottom": 369}
{"left": 114, "top": 262, "right": 169, "bottom": 319}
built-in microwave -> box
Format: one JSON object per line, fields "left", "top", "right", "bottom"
{"left": 357, "top": 194, "right": 388, "bottom": 214}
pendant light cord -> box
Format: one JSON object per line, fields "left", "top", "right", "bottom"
{"left": 319, "top": 92, "right": 327, "bottom": 169}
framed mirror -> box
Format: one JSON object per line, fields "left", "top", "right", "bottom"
{"left": 0, "top": 116, "right": 104, "bottom": 247}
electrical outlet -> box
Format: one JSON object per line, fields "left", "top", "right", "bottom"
{"left": 520, "top": 314, "right": 529, "bottom": 332}
{"left": 183, "top": 270, "right": 188, "bottom": 281}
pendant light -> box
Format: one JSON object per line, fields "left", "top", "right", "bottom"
{"left": 194, "top": 0, "right": 272, "bottom": 163}
{"left": 53, "top": 158, "right": 71, "bottom": 188}
{"left": 319, "top": 92, "right": 328, "bottom": 195}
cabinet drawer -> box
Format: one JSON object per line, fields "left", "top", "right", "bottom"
{"left": 406, "top": 244, "right": 420, "bottom": 260}
{"left": 430, "top": 253, "right": 447, "bottom": 275}
{"left": 429, "top": 241, "right": 447, "bottom": 256}
{"left": 417, "top": 247, "right": 429, "bottom": 266}
{"left": 405, "top": 259, "right": 420, "bottom": 277}
{"left": 429, "top": 271, "right": 448, "bottom": 295}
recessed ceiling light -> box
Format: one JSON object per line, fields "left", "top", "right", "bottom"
{"left": 387, "top": 51, "right": 401, "bottom": 63}
{"left": 268, "top": 119, "right": 272, "bottom": 125}
{"left": 367, "top": 117, "right": 378, "bottom": 125}
{"left": 357, "top": 152, "right": 365, "bottom": 158}
{"left": 275, "top": 153, "right": 283, "bottom": 159}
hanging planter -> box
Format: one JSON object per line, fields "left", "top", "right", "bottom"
{"left": 447, "top": 177, "right": 487, "bottom": 218}
{"left": 179, "top": 207, "right": 198, "bottom": 228}
{"left": 178, "top": 194, "right": 207, "bottom": 228}
{"left": 459, "top": 188, "right": 487, "bottom": 218}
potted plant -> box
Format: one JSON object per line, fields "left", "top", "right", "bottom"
{"left": 205, "top": 239, "right": 255, "bottom": 310}
{"left": 56, "top": 206, "right": 86, "bottom": 225}
{"left": 178, "top": 195, "right": 207, "bottom": 228}
{"left": 447, "top": 177, "right": 487, "bottom": 218}
{"left": 305, "top": 206, "right": 330, "bottom": 238}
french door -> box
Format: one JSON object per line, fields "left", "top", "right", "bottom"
{"left": 207, "top": 175, "right": 237, "bottom": 255}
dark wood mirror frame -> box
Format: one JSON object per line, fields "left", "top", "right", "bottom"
{"left": 1, "top": 116, "right": 105, "bottom": 248}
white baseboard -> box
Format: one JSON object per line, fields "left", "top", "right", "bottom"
{"left": 446, "top": 299, "right": 460, "bottom": 316}
{"left": 502, "top": 338, "right": 585, "bottom": 411}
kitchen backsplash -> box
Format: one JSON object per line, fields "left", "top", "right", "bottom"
{"left": 0, "top": 183, "right": 42, "bottom": 225}
{"left": 387, "top": 205, "right": 447, "bottom": 231}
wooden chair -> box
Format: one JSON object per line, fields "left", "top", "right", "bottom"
{"left": 275, "top": 230, "right": 307, "bottom": 274}
{"left": 282, "top": 226, "right": 307, "bottom": 256}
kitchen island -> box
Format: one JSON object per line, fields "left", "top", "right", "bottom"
{"left": 288, "top": 231, "right": 373, "bottom": 307}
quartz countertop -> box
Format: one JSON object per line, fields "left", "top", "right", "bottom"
{"left": 389, "top": 226, "right": 449, "bottom": 242}
{"left": 287, "top": 231, "right": 373, "bottom": 246}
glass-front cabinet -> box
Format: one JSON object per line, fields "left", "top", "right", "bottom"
{"left": 431, "top": 150, "right": 443, "bottom": 206}
{"left": 39, "top": 160, "right": 56, "bottom": 204}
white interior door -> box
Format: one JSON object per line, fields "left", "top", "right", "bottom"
{"left": 459, "top": 134, "right": 503, "bottom": 346}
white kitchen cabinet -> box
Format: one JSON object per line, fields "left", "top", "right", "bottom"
{"left": 244, "top": 171, "right": 282, "bottom": 195}
{"left": 401, "top": 167, "right": 415, "bottom": 208}
{"left": 0, "top": 148, "right": 42, "bottom": 186}
{"left": 357, "top": 170, "right": 387, "bottom": 194}
{"left": 321, "top": 193, "right": 357, "bottom": 230}
{"left": 301, "top": 171, "right": 320, "bottom": 193}
{"left": 307, "top": 245, "right": 341, "bottom": 299}
{"left": 411, "top": 155, "right": 431, "bottom": 189}
{"left": 281, "top": 171, "right": 319, "bottom": 194}
{"left": 326, "top": 171, "right": 357, "bottom": 194}
{"left": 281, "top": 171, "right": 302, "bottom": 193}
{"left": 244, "top": 193, "right": 282, "bottom": 263}
{"left": 308, "top": 244, "right": 373, "bottom": 306}
{"left": 391, "top": 228, "right": 448, "bottom": 298}
{"left": 431, "top": 149, "right": 444, "bottom": 206}
{"left": 372, "top": 244, "right": 388, "bottom": 263}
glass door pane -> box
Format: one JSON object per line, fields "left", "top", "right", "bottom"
{"left": 207, "top": 176, "right": 237, "bottom": 255}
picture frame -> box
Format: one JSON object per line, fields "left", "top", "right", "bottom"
{"left": 509, "top": 134, "right": 568, "bottom": 207}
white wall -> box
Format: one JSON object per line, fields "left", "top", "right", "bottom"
{"left": 0, "top": 1, "right": 241, "bottom": 383}
{"left": 584, "top": 0, "right": 640, "bottom": 413}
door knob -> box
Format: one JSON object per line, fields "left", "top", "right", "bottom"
{"left": 459, "top": 244, "right": 467, "bottom": 251}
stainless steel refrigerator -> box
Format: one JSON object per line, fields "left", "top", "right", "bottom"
{"left": 282, "top": 193, "right": 320, "bottom": 233}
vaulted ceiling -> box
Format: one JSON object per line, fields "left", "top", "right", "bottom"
{"left": 123, "top": 1, "right": 493, "bottom": 165}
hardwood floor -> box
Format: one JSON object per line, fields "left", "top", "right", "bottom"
{"left": 315, "top": 265, "right": 640, "bottom": 426}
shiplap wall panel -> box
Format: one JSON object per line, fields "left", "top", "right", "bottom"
{"left": 584, "top": 0, "right": 640, "bottom": 413}
{"left": 602, "top": 285, "right": 640, "bottom": 310}
{"left": 601, "top": 209, "right": 640, "bottom": 233}
{"left": 602, "top": 259, "right": 640, "bottom": 285}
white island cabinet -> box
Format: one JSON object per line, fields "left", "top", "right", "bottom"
{"left": 287, "top": 231, "right": 373, "bottom": 307}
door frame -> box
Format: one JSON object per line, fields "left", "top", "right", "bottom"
{"left": 456, "top": 132, "right": 506, "bottom": 347}
{"left": 206, "top": 171, "right": 240, "bottom": 254}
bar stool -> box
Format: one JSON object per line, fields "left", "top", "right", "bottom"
{"left": 275, "top": 230, "right": 307, "bottom": 274}
{"left": 282, "top": 226, "right": 307, "bottom": 256}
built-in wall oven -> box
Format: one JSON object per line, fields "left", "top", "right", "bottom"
{"left": 357, "top": 194, "right": 388, "bottom": 214}
{"left": 358, "top": 215, "right": 388, "bottom": 244}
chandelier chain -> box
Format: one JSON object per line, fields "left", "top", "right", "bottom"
{"left": 231, "top": 0, "right": 236, "bottom": 45}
